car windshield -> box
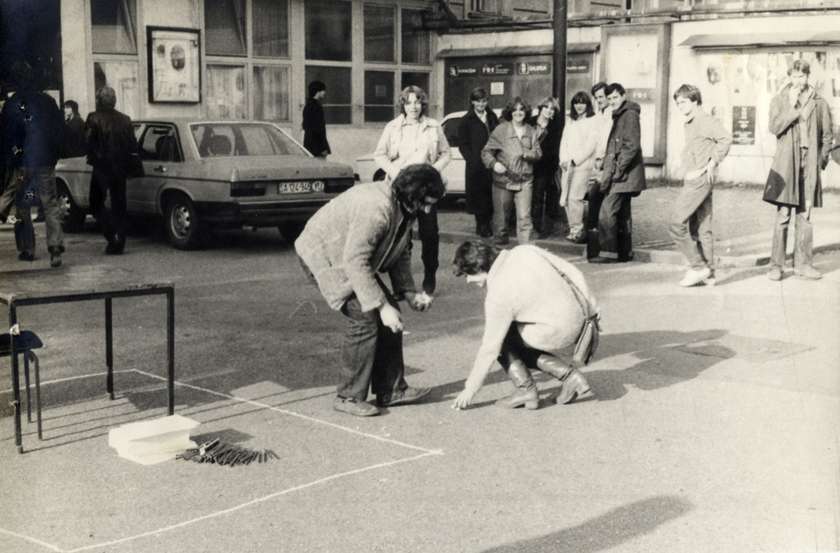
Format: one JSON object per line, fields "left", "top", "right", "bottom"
{"left": 190, "top": 123, "right": 309, "bottom": 158}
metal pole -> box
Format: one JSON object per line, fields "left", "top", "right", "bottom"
{"left": 167, "top": 288, "right": 175, "bottom": 415}
{"left": 9, "top": 304, "right": 23, "bottom": 453}
{"left": 105, "top": 297, "right": 114, "bottom": 399}
{"left": 553, "top": 0, "right": 567, "bottom": 132}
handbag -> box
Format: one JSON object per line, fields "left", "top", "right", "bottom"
{"left": 536, "top": 249, "right": 601, "bottom": 367}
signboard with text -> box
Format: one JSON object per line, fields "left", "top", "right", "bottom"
{"left": 732, "top": 105, "right": 756, "bottom": 145}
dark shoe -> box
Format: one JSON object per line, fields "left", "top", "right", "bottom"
{"left": 555, "top": 370, "right": 593, "bottom": 405}
{"left": 49, "top": 252, "right": 62, "bottom": 268}
{"left": 477, "top": 224, "right": 493, "bottom": 238}
{"left": 794, "top": 265, "right": 822, "bottom": 280}
{"left": 18, "top": 251, "right": 35, "bottom": 262}
{"left": 422, "top": 273, "right": 436, "bottom": 295}
{"left": 376, "top": 386, "right": 432, "bottom": 407}
{"left": 588, "top": 256, "right": 617, "bottom": 264}
{"left": 333, "top": 396, "right": 380, "bottom": 417}
{"left": 105, "top": 242, "right": 124, "bottom": 255}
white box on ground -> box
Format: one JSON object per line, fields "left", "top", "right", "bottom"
{"left": 109, "top": 414, "right": 200, "bottom": 465}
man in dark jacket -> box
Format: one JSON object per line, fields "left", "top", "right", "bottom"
{"left": 86, "top": 85, "right": 139, "bottom": 254}
{"left": 302, "top": 80, "right": 331, "bottom": 159}
{"left": 763, "top": 60, "right": 833, "bottom": 281}
{"left": 0, "top": 60, "right": 65, "bottom": 266}
{"left": 61, "top": 100, "right": 87, "bottom": 158}
{"left": 590, "top": 82, "right": 646, "bottom": 263}
{"left": 458, "top": 87, "right": 499, "bottom": 238}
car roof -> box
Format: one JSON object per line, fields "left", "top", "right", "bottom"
{"left": 135, "top": 119, "right": 286, "bottom": 126}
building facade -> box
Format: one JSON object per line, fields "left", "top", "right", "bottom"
{"left": 2, "top": 0, "right": 840, "bottom": 185}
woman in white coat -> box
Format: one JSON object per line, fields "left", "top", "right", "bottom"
{"left": 559, "top": 91, "right": 599, "bottom": 243}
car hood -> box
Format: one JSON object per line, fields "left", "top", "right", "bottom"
{"left": 196, "top": 155, "right": 355, "bottom": 181}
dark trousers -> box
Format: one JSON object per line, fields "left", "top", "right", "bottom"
{"left": 90, "top": 167, "right": 127, "bottom": 248}
{"left": 599, "top": 192, "right": 633, "bottom": 260}
{"left": 465, "top": 165, "right": 494, "bottom": 230}
{"left": 338, "top": 280, "right": 407, "bottom": 402}
{"left": 585, "top": 185, "right": 605, "bottom": 259}
{"left": 531, "top": 168, "right": 560, "bottom": 234}
{"left": 416, "top": 205, "right": 439, "bottom": 279}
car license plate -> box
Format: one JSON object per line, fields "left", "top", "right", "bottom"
{"left": 278, "top": 180, "right": 324, "bottom": 194}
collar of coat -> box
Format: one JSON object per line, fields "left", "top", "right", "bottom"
{"left": 396, "top": 114, "right": 439, "bottom": 131}
{"left": 612, "top": 100, "right": 641, "bottom": 119}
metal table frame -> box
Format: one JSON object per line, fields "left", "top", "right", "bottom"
{"left": 1, "top": 283, "right": 175, "bottom": 453}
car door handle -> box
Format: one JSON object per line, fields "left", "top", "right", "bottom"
{"left": 154, "top": 165, "right": 167, "bottom": 173}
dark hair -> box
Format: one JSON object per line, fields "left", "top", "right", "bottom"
{"left": 788, "top": 59, "right": 811, "bottom": 76}
{"left": 569, "top": 91, "right": 594, "bottom": 120}
{"left": 591, "top": 81, "right": 608, "bottom": 96}
{"left": 469, "top": 87, "right": 488, "bottom": 102}
{"left": 391, "top": 163, "right": 445, "bottom": 206}
{"left": 452, "top": 240, "right": 500, "bottom": 276}
{"left": 10, "top": 60, "right": 34, "bottom": 91}
{"left": 605, "top": 82, "right": 626, "bottom": 96}
{"left": 63, "top": 99, "right": 79, "bottom": 114}
{"left": 501, "top": 96, "right": 530, "bottom": 122}
{"left": 399, "top": 85, "right": 429, "bottom": 118}
{"left": 308, "top": 80, "right": 326, "bottom": 99}
{"left": 673, "top": 84, "right": 702, "bottom": 105}
{"left": 95, "top": 86, "right": 117, "bottom": 110}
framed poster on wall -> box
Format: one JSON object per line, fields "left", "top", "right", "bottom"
{"left": 601, "top": 24, "right": 671, "bottom": 165}
{"left": 147, "top": 27, "right": 201, "bottom": 104}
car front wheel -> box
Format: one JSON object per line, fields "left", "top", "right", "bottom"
{"left": 56, "top": 181, "right": 86, "bottom": 232}
{"left": 164, "top": 195, "right": 204, "bottom": 249}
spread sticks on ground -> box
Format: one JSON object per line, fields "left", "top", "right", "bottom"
{"left": 176, "top": 438, "right": 279, "bottom": 467}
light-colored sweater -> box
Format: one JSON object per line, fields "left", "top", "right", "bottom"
{"left": 559, "top": 115, "right": 599, "bottom": 168}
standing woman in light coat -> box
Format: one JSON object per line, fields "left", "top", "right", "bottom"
{"left": 374, "top": 86, "right": 451, "bottom": 300}
{"left": 559, "top": 91, "right": 598, "bottom": 243}
{"left": 481, "top": 97, "right": 543, "bottom": 246}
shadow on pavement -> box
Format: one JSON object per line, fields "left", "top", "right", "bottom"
{"left": 584, "top": 329, "right": 734, "bottom": 401}
{"left": 481, "top": 495, "right": 693, "bottom": 553}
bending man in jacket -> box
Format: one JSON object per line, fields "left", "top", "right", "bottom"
{"left": 763, "top": 59, "right": 833, "bottom": 281}
{"left": 590, "top": 83, "right": 646, "bottom": 263}
{"left": 296, "top": 164, "right": 446, "bottom": 417}
{"left": 451, "top": 241, "right": 597, "bottom": 411}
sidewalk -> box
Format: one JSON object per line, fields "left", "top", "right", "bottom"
{"left": 437, "top": 186, "right": 840, "bottom": 267}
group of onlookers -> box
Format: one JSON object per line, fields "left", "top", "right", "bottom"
{"left": 1, "top": 60, "right": 140, "bottom": 264}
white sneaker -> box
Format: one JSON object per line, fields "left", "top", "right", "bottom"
{"left": 415, "top": 291, "right": 433, "bottom": 308}
{"left": 679, "top": 267, "right": 712, "bottom": 287}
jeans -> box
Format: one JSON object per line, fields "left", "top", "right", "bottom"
{"left": 492, "top": 181, "right": 533, "bottom": 244}
{"left": 338, "top": 279, "right": 407, "bottom": 402}
{"left": 670, "top": 177, "right": 713, "bottom": 270}
{"left": 90, "top": 166, "right": 127, "bottom": 248}
{"left": 770, "top": 204, "right": 813, "bottom": 269}
{"left": 531, "top": 169, "right": 559, "bottom": 234}
{"left": 599, "top": 192, "right": 633, "bottom": 260}
{"left": 1, "top": 166, "right": 64, "bottom": 255}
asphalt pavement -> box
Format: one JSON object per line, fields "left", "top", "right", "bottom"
{"left": 0, "top": 213, "right": 838, "bottom": 553}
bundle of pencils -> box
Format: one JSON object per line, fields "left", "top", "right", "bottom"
{"left": 176, "top": 438, "right": 278, "bottom": 466}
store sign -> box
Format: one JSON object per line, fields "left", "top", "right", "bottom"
{"left": 449, "top": 64, "right": 478, "bottom": 77}
{"left": 567, "top": 59, "right": 590, "bottom": 74}
{"left": 732, "top": 105, "right": 756, "bottom": 145}
{"left": 517, "top": 61, "right": 551, "bottom": 75}
{"left": 627, "top": 88, "right": 654, "bottom": 102}
{"left": 481, "top": 63, "right": 513, "bottom": 76}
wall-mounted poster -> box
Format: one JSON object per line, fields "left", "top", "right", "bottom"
{"left": 732, "top": 105, "right": 756, "bottom": 145}
{"left": 147, "top": 27, "right": 201, "bottom": 103}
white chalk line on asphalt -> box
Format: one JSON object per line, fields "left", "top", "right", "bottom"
{"left": 132, "top": 369, "right": 441, "bottom": 455}
{"left": 1, "top": 369, "right": 443, "bottom": 553}
{"left": 0, "top": 369, "right": 136, "bottom": 395}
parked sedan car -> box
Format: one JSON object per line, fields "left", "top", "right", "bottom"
{"left": 353, "top": 109, "right": 503, "bottom": 198}
{"left": 55, "top": 119, "right": 356, "bottom": 249}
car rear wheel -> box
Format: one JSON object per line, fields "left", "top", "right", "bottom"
{"left": 278, "top": 222, "right": 305, "bottom": 243}
{"left": 164, "top": 195, "right": 204, "bottom": 250}
{"left": 56, "top": 180, "right": 86, "bottom": 232}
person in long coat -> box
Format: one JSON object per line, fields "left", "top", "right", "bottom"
{"left": 457, "top": 87, "right": 499, "bottom": 238}
{"left": 590, "top": 82, "right": 646, "bottom": 263}
{"left": 302, "top": 80, "right": 331, "bottom": 158}
{"left": 763, "top": 60, "right": 833, "bottom": 281}
{"left": 529, "top": 97, "right": 562, "bottom": 238}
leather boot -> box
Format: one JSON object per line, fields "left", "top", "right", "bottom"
{"left": 555, "top": 369, "right": 593, "bottom": 405}
{"left": 496, "top": 360, "right": 538, "bottom": 409}
{"left": 536, "top": 354, "right": 572, "bottom": 382}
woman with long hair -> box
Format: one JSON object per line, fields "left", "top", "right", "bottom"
{"left": 373, "top": 86, "right": 451, "bottom": 300}
{"left": 529, "top": 96, "right": 562, "bottom": 238}
{"left": 559, "top": 91, "right": 598, "bottom": 243}
{"left": 480, "top": 97, "right": 543, "bottom": 245}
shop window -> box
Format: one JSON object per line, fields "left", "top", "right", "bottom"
{"left": 253, "top": 0, "right": 289, "bottom": 58}
{"left": 401, "top": 9, "right": 430, "bottom": 65}
{"left": 364, "top": 4, "right": 395, "bottom": 63}
{"left": 365, "top": 71, "right": 395, "bottom": 122}
{"left": 305, "top": 0, "right": 352, "bottom": 61}
{"left": 206, "top": 65, "right": 247, "bottom": 119}
{"left": 305, "top": 66, "right": 352, "bottom": 124}
{"left": 401, "top": 72, "right": 430, "bottom": 94}
{"left": 93, "top": 61, "right": 139, "bottom": 119}
{"left": 205, "top": 0, "right": 246, "bottom": 57}
{"left": 253, "top": 66, "right": 290, "bottom": 121}
{"left": 91, "top": 0, "right": 137, "bottom": 54}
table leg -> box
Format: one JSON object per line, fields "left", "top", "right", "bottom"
{"left": 166, "top": 289, "right": 174, "bottom": 415}
{"left": 9, "top": 305, "right": 23, "bottom": 454}
{"left": 105, "top": 297, "right": 114, "bottom": 400}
